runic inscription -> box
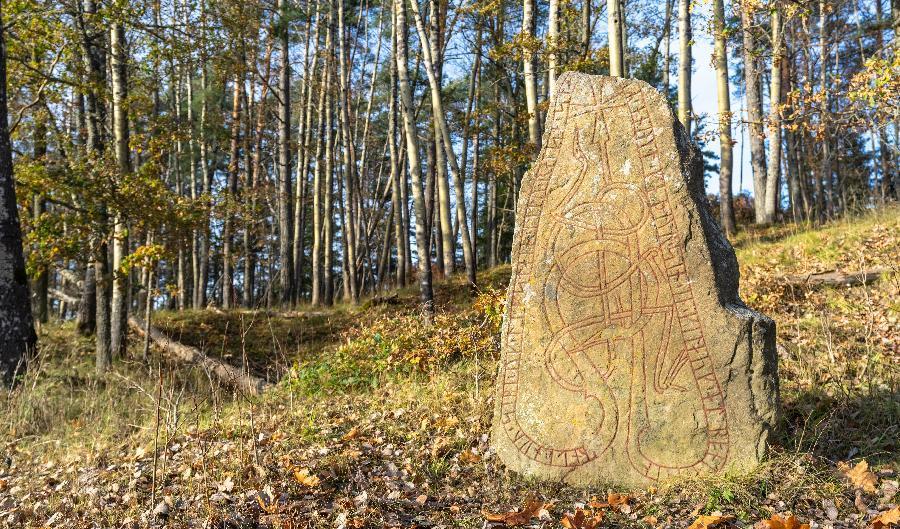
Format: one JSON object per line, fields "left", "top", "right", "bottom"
{"left": 491, "top": 73, "right": 780, "bottom": 487}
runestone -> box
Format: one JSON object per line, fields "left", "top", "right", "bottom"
{"left": 491, "top": 73, "right": 780, "bottom": 487}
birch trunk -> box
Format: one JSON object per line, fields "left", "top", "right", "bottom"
{"left": 110, "top": 20, "right": 130, "bottom": 358}
{"left": 294, "top": 1, "right": 321, "bottom": 302}
{"left": 337, "top": 0, "right": 360, "bottom": 302}
{"left": 740, "top": 2, "right": 768, "bottom": 224}
{"left": 389, "top": 9, "right": 407, "bottom": 287}
{"left": 677, "top": 0, "right": 692, "bottom": 134}
{"left": 522, "top": 0, "right": 541, "bottom": 150}
{"left": 712, "top": 0, "right": 735, "bottom": 234}
{"left": 395, "top": 0, "right": 434, "bottom": 317}
{"left": 608, "top": 0, "right": 624, "bottom": 77}
{"left": 548, "top": 0, "right": 558, "bottom": 95}
{"left": 763, "top": 6, "right": 782, "bottom": 224}
{"left": 408, "top": 0, "right": 478, "bottom": 286}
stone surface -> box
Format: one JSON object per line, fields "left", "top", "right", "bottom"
{"left": 491, "top": 73, "right": 779, "bottom": 487}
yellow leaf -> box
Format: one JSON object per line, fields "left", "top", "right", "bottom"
{"left": 458, "top": 450, "right": 482, "bottom": 464}
{"left": 763, "top": 514, "right": 810, "bottom": 529}
{"left": 483, "top": 493, "right": 548, "bottom": 526}
{"left": 872, "top": 507, "right": 900, "bottom": 529}
{"left": 342, "top": 427, "right": 360, "bottom": 441}
{"left": 688, "top": 514, "right": 734, "bottom": 529}
{"left": 292, "top": 467, "right": 321, "bottom": 488}
{"left": 838, "top": 460, "right": 879, "bottom": 493}
{"left": 560, "top": 508, "right": 603, "bottom": 529}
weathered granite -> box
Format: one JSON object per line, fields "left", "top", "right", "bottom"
{"left": 491, "top": 73, "right": 779, "bottom": 487}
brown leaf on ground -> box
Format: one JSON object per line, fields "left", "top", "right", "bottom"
{"left": 483, "top": 494, "right": 548, "bottom": 526}
{"left": 560, "top": 508, "right": 603, "bottom": 529}
{"left": 871, "top": 506, "right": 900, "bottom": 529}
{"left": 292, "top": 467, "right": 320, "bottom": 488}
{"left": 341, "top": 427, "right": 360, "bottom": 441}
{"left": 256, "top": 486, "right": 280, "bottom": 514}
{"left": 838, "top": 460, "right": 879, "bottom": 493}
{"left": 687, "top": 514, "right": 735, "bottom": 529}
{"left": 458, "top": 450, "right": 481, "bottom": 463}
{"left": 762, "top": 514, "right": 811, "bottom": 529}
{"left": 589, "top": 493, "right": 632, "bottom": 512}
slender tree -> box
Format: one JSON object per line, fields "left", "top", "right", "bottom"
{"left": 677, "top": 0, "right": 692, "bottom": 134}
{"left": 522, "top": 0, "right": 541, "bottom": 149}
{"left": 278, "top": 0, "right": 295, "bottom": 305}
{"left": 395, "top": 0, "right": 434, "bottom": 318}
{"left": 740, "top": 1, "right": 768, "bottom": 224}
{"left": 109, "top": 19, "right": 130, "bottom": 357}
{"left": 608, "top": 0, "right": 624, "bottom": 77}
{"left": 763, "top": 4, "right": 783, "bottom": 223}
{"left": 0, "top": 10, "right": 37, "bottom": 385}
{"left": 712, "top": 0, "right": 736, "bottom": 234}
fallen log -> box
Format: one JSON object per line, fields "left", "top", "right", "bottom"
{"left": 783, "top": 267, "right": 893, "bottom": 288}
{"left": 58, "top": 269, "right": 84, "bottom": 289}
{"left": 128, "top": 316, "right": 270, "bottom": 395}
{"left": 49, "top": 288, "right": 81, "bottom": 306}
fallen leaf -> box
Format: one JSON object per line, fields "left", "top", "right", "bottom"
{"left": 762, "top": 514, "right": 810, "bottom": 529}
{"left": 458, "top": 450, "right": 482, "bottom": 464}
{"left": 341, "top": 427, "right": 360, "bottom": 441}
{"left": 590, "top": 493, "right": 632, "bottom": 512}
{"left": 688, "top": 514, "right": 735, "bottom": 529}
{"left": 839, "top": 460, "right": 879, "bottom": 493}
{"left": 560, "top": 508, "right": 603, "bottom": 529}
{"left": 483, "top": 494, "right": 548, "bottom": 526}
{"left": 416, "top": 494, "right": 428, "bottom": 505}
{"left": 293, "top": 467, "right": 321, "bottom": 488}
{"left": 871, "top": 506, "right": 900, "bottom": 529}
{"left": 256, "top": 485, "right": 280, "bottom": 514}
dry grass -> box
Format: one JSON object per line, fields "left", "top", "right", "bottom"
{"left": 0, "top": 208, "right": 897, "bottom": 528}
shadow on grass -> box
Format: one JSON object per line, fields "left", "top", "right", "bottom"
{"left": 779, "top": 383, "right": 899, "bottom": 465}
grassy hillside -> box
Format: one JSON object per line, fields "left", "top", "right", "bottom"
{"left": 1, "top": 208, "right": 898, "bottom": 528}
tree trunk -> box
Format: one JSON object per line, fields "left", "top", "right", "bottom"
{"left": 31, "top": 88, "right": 48, "bottom": 323}
{"left": 677, "top": 0, "right": 692, "bottom": 134}
{"left": 294, "top": 2, "right": 320, "bottom": 303}
{"left": 662, "top": 0, "right": 673, "bottom": 92}
{"left": 548, "top": 0, "right": 558, "bottom": 94}
{"left": 395, "top": 0, "right": 434, "bottom": 318}
{"left": 712, "top": 0, "right": 735, "bottom": 234}
{"left": 389, "top": 13, "right": 407, "bottom": 287}
{"left": 408, "top": 0, "right": 476, "bottom": 287}
{"left": 608, "top": 0, "right": 624, "bottom": 77}
{"left": 278, "top": 0, "right": 295, "bottom": 306}
{"left": 222, "top": 74, "right": 242, "bottom": 309}
{"left": 311, "top": 31, "right": 330, "bottom": 307}
{"left": 323, "top": 47, "right": 336, "bottom": 307}
{"left": 197, "top": 3, "right": 212, "bottom": 308}
{"left": 741, "top": 2, "right": 768, "bottom": 224}
{"left": 110, "top": 20, "right": 130, "bottom": 357}
{"left": 0, "top": 15, "right": 37, "bottom": 385}
{"left": 337, "top": 0, "right": 360, "bottom": 302}
{"left": 76, "top": 266, "right": 96, "bottom": 335}
{"left": 819, "top": 0, "right": 832, "bottom": 220}
{"left": 522, "top": 0, "right": 541, "bottom": 150}
{"left": 763, "top": 5, "right": 783, "bottom": 224}
{"left": 582, "top": 0, "right": 591, "bottom": 58}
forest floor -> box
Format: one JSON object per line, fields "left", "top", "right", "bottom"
{"left": 1, "top": 207, "right": 898, "bottom": 529}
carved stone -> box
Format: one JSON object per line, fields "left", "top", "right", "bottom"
{"left": 491, "top": 73, "right": 779, "bottom": 487}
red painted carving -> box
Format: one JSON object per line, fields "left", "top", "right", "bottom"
{"left": 498, "top": 77, "right": 730, "bottom": 481}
